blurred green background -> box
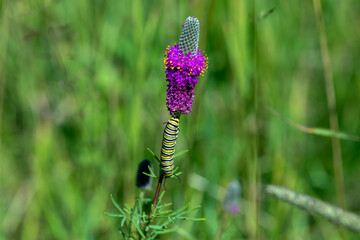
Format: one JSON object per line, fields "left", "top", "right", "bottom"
{"left": 1, "top": 0, "right": 360, "bottom": 239}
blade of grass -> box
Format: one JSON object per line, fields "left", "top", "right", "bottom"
{"left": 312, "top": 0, "right": 346, "bottom": 211}
{"left": 268, "top": 108, "right": 360, "bottom": 142}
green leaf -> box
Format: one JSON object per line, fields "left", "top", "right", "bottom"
{"left": 146, "top": 147, "right": 156, "bottom": 157}
{"left": 148, "top": 164, "right": 157, "bottom": 177}
{"left": 156, "top": 202, "right": 173, "bottom": 210}
{"left": 268, "top": 108, "right": 360, "bottom": 141}
{"left": 124, "top": 208, "right": 132, "bottom": 215}
{"left": 121, "top": 217, "right": 127, "bottom": 227}
{"left": 168, "top": 216, "right": 175, "bottom": 223}
{"left": 170, "top": 171, "right": 182, "bottom": 178}
{"left": 157, "top": 191, "right": 166, "bottom": 206}
{"left": 143, "top": 172, "right": 157, "bottom": 179}
{"left": 131, "top": 219, "right": 145, "bottom": 238}
{"left": 156, "top": 210, "right": 173, "bottom": 216}
{"left": 124, "top": 203, "right": 132, "bottom": 211}
{"left": 110, "top": 194, "right": 125, "bottom": 215}
{"left": 173, "top": 149, "right": 189, "bottom": 159}
{"left": 177, "top": 205, "right": 201, "bottom": 216}
{"left": 104, "top": 212, "right": 124, "bottom": 218}
{"left": 188, "top": 217, "right": 206, "bottom": 221}
{"left": 148, "top": 225, "right": 165, "bottom": 230}
{"left": 118, "top": 228, "right": 127, "bottom": 240}
{"left": 175, "top": 216, "right": 206, "bottom": 221}
{"left": 169, "top": 204, "right": 189, "bottom": 217}
{"left": 153, "top": 227, "right": 178, "bottom": 234}
{"left": 129, "top": 200, "right": 138, "bottom": 233}
{"left": 141, "top": 212, "right": 147, "bottom": 223}
{"left": 147, "top": 148, "right": 160, "bottom": 162}
{"left": 138, "top": 198, "right": 142, "bottom": 216}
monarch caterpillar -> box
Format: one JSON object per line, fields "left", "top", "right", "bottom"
{"left": 160, "top": 116, "right": 180, "bottom": 177}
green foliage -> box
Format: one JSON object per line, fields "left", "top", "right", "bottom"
{"left": 105, "top": 192, "right": 204, "bottom": 239}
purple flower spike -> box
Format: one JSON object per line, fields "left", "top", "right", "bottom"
{"left": 163, "top": 17, "right": 208, "bottom": 115}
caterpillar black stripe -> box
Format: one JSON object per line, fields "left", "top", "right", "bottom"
{"left": 160, "top": 117, "right": 180, "bottom": 177}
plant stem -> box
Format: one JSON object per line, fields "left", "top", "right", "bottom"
{"left": 148, "top": 174, "right": 164, "bottom": 219}
{"left": 312, "top": 0, "right": 346, "bottom": 211}
{"left": 252, "top": 0, "right": 260, "bottom": 239}
{"left": 265, "top": 185, "right": 360, "bottom": 234}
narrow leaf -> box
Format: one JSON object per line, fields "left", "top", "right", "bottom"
{"left": 153, "top": 227, "right": 178, "bottom": 234}
{"left": 148, "top": 225, "right": 165, "bottom": 230}
{"left": 124, "top": 203, "right": 132, "bottom": 211}
{"left": 186, "top": 217, "right": 206, "bottom": 221}
{"left": 169, "top": 204, "right": 189, "bottom": 216}
{"left": 138, "top": 198, "right": 142, "bottom": 217}
{"left": 104, "top": 212, "right": 124, "bottom": 218}
{"left": 174, "top": 149, "right": 189, "bottom": 159}
{"left": 156, "top": 210, "right": 173, "bottom": 216}
{"left": 124, "top": 208, "right": 132, "bottom": 215}
{"left": 118, "top": 228, "right": 127, "bottom": 240}
{"left": 170, "top": 171, "right": 182, "bottom": 178}
{"left": 131, "top": 219, "right": 145, "bottom": 238}
{"left": 110, "top": 194, "right": 125, "bottom": 215}
{"left": 143, "top": 172, "right": 157, "bottom": 178}
{"left": 157, "top": 202, "right": 173, "bottom": 210}
{"left": 146, "top": 148, "right": 156, "bottom": 157}
{"left": 157, "top": 191, "right": 166, "bottom": 206}
{"left": 268, "top": 108, "right": 360, "bottom": 141}
{"left": 177, "top": 205, "right": 202, "bottom": 216}
{"left": 121, "top": 217, "right": 127, "bottom": 227}
{"left": 129, "top": 200, "right": 138, "bottom": 234}
{"left": 148, "top": 164, "right": 157, "bottom": 176}
{"left": 147, "top": 148, "right": 160, "bottom": 162}
{"left": 175, "top": 216, "right": 205, "bottom": 221}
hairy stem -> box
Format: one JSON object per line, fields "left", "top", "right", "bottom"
{"left": 265, "top": 185, "right": 360, "bottom": 234}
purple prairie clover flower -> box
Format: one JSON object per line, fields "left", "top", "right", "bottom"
{"left": 164, "top": 16, "right": 208, "bottom": 115}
